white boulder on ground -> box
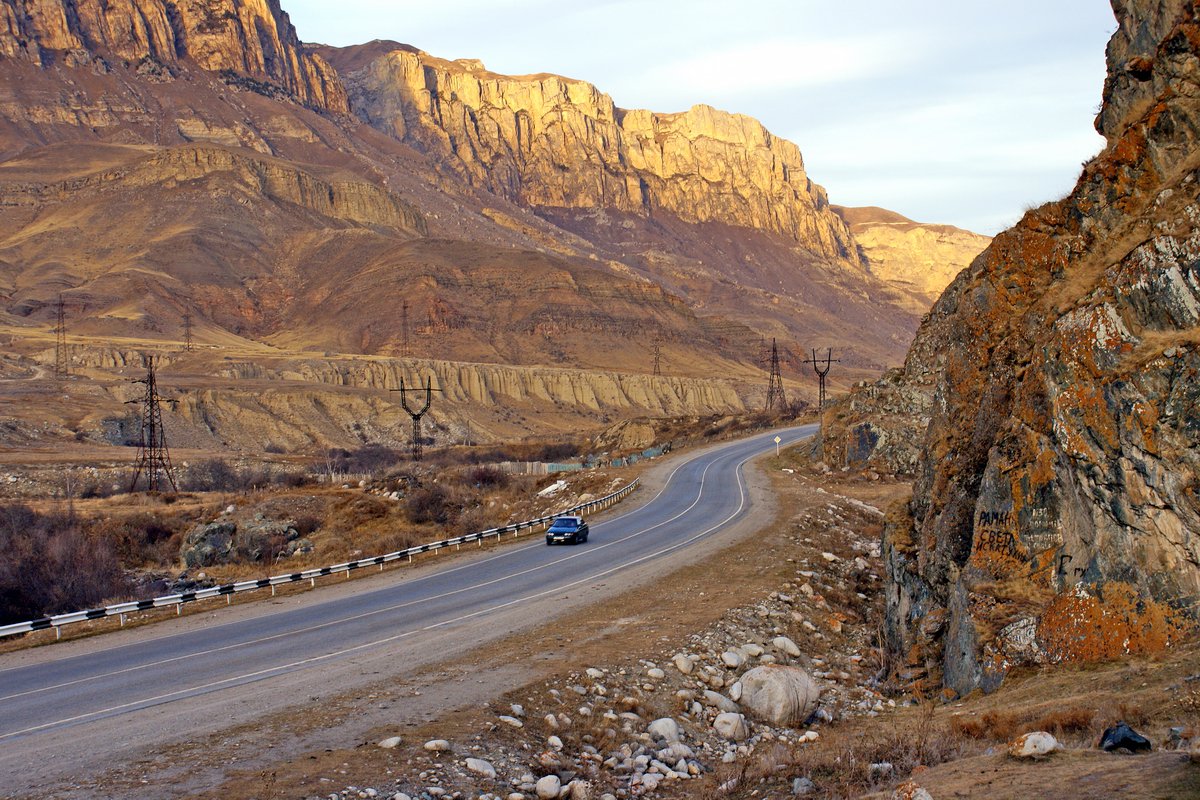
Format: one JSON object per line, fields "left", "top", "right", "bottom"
{"left": 466, "top": 758, "right": 497, "bottom": 779}
{"left": 702, "top": 690, "right": 739, "bottom": 713}
{"left": 771, "top": 636, "right": 801, "bottom": 657}
{"left": 713, "top": 712, "right": 750, "bottom": 741}
{"left": 377, "top": 736, "right": 402, "bottom": 749}
{"left": 424, "top": 739, "right": 450, "bottom": 751}
{"left": 535, "top": 775, "right": 562, "bottom": 799}
{"left": 738, "top": 665, "right": 821, "bottom": 726}
{"left": 721, "top": 650, "right": 746, "bottom": 669}
{"left": 1008, "top": 731, "right": 1063, "bottom": 759}
{"left": 647, "top": 717, "right": 682, "bottom": 743}
{"left": 672, "top": 653, "right": 694, "bottom": 674}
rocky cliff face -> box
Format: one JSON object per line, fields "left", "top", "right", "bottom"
{"left": 833, "top": 206, "right": 991, "bottom": 308}
{"left": 876, "top": 0, "right": 1200, "bottom": 697}
{"left": 322, "top": 44, "right": 861, "bottom": 266}
{"left": 0, "top": 0, "right": 346, "bottom": 111}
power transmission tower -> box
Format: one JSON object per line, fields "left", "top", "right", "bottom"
{"left": 803, "top": 348, "right": 841, "bottom": 411}
{"left": 765, "top": 338, "right": 786, "bottom": 412}
{"left": 127, "top": 354, "right": 178, "bottom": 492}
{"left": 182, "top": 311, "right": 194, "bottom": 352}
{"left": 54, "top": 294, "right": 69, "bottom": 380}
{"left": 391, "top": 376, "right": 443, "bottom": 461}
{"left": 652, "top": 341, "right": 663, "bottom": 376}
{"left": 401, "top": 300, "right": 410, "bottom": 358}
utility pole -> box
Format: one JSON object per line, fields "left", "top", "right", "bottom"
{"left": 54, "top": 294, "right": 69, "bottom": 380}
{"left": 803, "top": 348, "right": 841, "bottom": 411}
{"left": 391, "top": 376, "right": 443, "bottom": 461}
{"left": 401, "top": 300, "right": 410, "bottom": 358}
{"left": 765, "top": 338, "right": 786, "bottom": 412}
{"left": 182, "top": 311, "right": 194, "bottom": 352}
{"left": 127, "top": 354, "right": 178, "bottom": 492}
{"left": 652, "top": 341, "right": 663, "bottom": 377}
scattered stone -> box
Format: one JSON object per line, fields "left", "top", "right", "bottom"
{"left": 377, "top": 736, "right": 402, "bottom": 749}
{"left": 586, "top": 668, "right": 604, "bottom": 679}
{"left": 466, "top": 758, "right": 497, "bottom": 779}
{"left": 648, "top": 718, "right": 682, "bottom": 743}
{"left": 771, "top": 636, "right": 801, "bottom": 657}
{"left": 792, "top": 777, "right": 816, "bottom": 796}
{"left": 1099, "top": 722, "right": 1152, "bottom": 753}
{"left": 424, "top": 739, "right": 451, "bottom": 752}
{"left": 672, "top": 653, "right": 694, "bottom": 674}
{"left": 713, "top": 712, "right": 750, "bottom": 742}
{"left": 499, "top": 715, "right": 525, "bottom": 728}
{"left": 647, "top": 667, "right": 666, "bottom": 680}
{"left": 702, "top": 690, "right": 739, "bottom": 713}
{"left": 1008, "top": 731, "right": 1063, "bottom": 759}
{"left": 534, "top": 775, "right": 561, "bottom": 799}
{"left": 892, "top": 782, "right": 934, "bottom": 800}
{"left": 721, "top": 650, "right": 745, "bottom": 669}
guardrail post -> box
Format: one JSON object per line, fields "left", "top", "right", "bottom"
{"left": 272, "top": 585, "right": 277, "bottom": 596}
{"left": 310, "top": 577, "right": 316, "bottom": 587}
{"left": 176, "top": 604, "right": 181, "bottom": 616}
{"left": 120, "top": 613, "right": 126, "bottom": 626}
{"left": 55, "top": 626, "right": 61, "bottom": 640}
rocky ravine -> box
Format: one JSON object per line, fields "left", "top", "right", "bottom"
{"left": 827, "top": 0, "right": 1200, "bottom": 698}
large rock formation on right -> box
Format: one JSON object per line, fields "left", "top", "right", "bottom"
{"left": 880, "top": 0, "right": 1200, "bottom": 697}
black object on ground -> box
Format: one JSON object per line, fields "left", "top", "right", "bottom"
{"left": 1099, "top": 721, "right": 1152, "bottom": 753}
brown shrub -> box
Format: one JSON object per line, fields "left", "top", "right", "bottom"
{"left": 0, "top": 504, "right": 129, "bottom": 623}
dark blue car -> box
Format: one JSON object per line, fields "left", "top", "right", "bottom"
{"left": 546, "top": 515, "right": 589, "bottom": 545}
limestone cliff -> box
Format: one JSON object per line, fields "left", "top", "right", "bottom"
{"left": 870, "top": 0, "right": 1200, "bottom": 697}
{"left": 321, "top": 43, "right": 861, "bottom": 266}
{"left": 832, "top": 206, "right": 991, "bottom": 307}
{"left": 0, "top": 0, "right": 346, "bottom": 111}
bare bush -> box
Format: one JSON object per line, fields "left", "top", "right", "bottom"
{"left": 0, "top": 504, "right": 129, "bottom": 624}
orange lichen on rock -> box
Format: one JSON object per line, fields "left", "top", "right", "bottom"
{"left": 1037, "top": 582, "right": 1194, "bottom": 663}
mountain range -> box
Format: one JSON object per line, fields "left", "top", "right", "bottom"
{"left": 0, "top": 0, "right": 987, "bottom": 450}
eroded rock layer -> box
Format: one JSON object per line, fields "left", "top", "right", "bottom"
{"left": 877, "top": 0, "right": 1200, "bottom": 696}
{"left": 323, "top": 44, "right": 861, "bottom": 266}
{"left": 0, "top": 0, "right": 346, "bottom": 111}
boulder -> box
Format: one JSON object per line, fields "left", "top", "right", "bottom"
{"left": 702, "top": 690, "right": 739, "bottom": 713}
{"left": 180, "top": 521, "right": 236, "bottom": 568}
{"left": 1008, "top": 731, "right": 1062, "bottom": 759}
{"left": 771, "top": 636, "right": 802, "bottom": 657}
{"left": 466, "top": 758, "right": 497, "bottom": 778}
{"left": 534, "top": 775, "right": 561, "bottom": 799}
{"left": 378, "top": 736, "right": 402, "bottom": 749}
{"left": 713, "top": 712, "right": 750, "bottom": 742}
{"left": 738, "top": 665, "right": 820, "bottom": 726}
{"left": 673, "top": 653, "right": 694, "bottom": 674}
{"left": 424, "top": 739, "right": 451, "bottom": 751}
{"left": 647, "top": 717, "right": 682, "bottom": 743}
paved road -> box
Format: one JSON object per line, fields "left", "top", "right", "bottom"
{"left": 0, "top": 424, "right": 815, "bottom": 795}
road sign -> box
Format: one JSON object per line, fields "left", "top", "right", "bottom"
{"left": 774, "top": 435, "right": 782, "bottom": 455}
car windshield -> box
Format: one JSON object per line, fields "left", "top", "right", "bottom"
{"left": 551, "top": 518, "right": 578, "bottom": 528}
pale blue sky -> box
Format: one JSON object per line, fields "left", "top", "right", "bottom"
{"left": 285, "top": 1, "right": 1117, "bottom": 235}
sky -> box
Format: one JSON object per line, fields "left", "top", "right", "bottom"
{"left": 284, "top": 1, "right": 1118, "bottom": 235}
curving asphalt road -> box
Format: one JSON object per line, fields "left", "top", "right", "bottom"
{"left": 0, "top": 423, "right": 815, "bottom": 795}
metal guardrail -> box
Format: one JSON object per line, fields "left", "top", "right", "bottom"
{"left": 0, "top": 479, "right": 640, "bottom": 641}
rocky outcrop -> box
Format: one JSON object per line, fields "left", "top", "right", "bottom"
{"left": 880, "top": 0, "right": 1200, "bottom": 697}
{"left": 324, "top": 44, "right": 861, "bottom": 265}
{"left": 833, "top": 206, "right": 991, "bottom": 306}
{"left": 0, "top": 0, "right": 346, "bottom": 111}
